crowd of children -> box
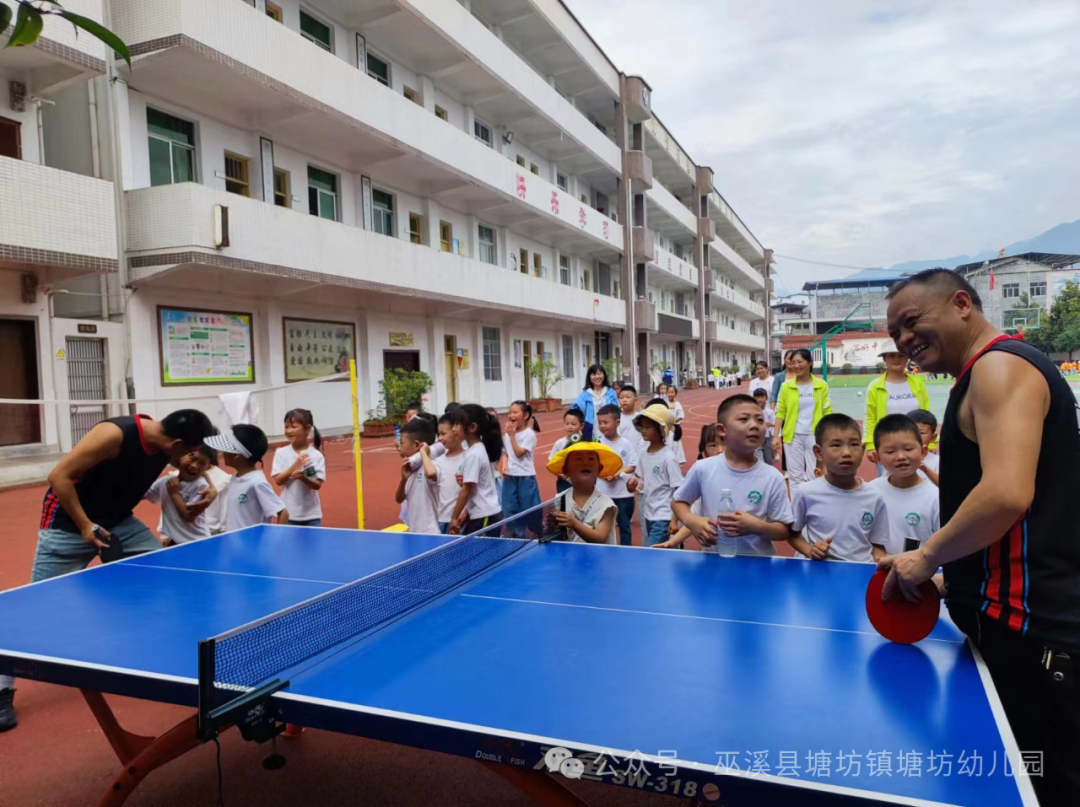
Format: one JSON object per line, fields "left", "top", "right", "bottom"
{"left": 138, "top": 368, "right": 942, "bottom": 573}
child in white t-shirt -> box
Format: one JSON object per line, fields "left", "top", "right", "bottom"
{"left": 145, "top": 444, "right": 216, "bottom": 546}
{"left": 909, "top": 409, "right": 940, "bottom": 486}
{"left": 205, "top": 425, "right": 288, "bottom": 532}
{"left": 627, "top": 404, "right": 681, "bottom": 546}
{"left": 671, "top": 395, "right": 793, "bottom": 555}
{"left": 271, "top": 408, "right": 326, "bottom": 526}
{"left": 656, "top": 424, "right": 722, "bottom": 549}
{"left": 866, "top": 415, "right": 940, "bottom": 555}
{"left": 790, "top": 414, "right": 889, "bottom": 563}
{"left": 596, "top": 404, "right": 637, "bottom": 546}
{"left": 396, "top": 415, "right": 441, "bottom": 535}
{"left": 545, "top": 442, "right": 621, "bottom": 544}
{"left": 550, "top": 408, "right": 586, "bottom": 495}
{"left": 752, "top": 388, "right": 777, "bottom": 466}
{"left": 450, "top": 404, "right": 503, "bottom": 535}
{"left": 433, "top": 412, "right": 467, "bottom": 534}
{"left": 501, "top": 401, "right": 542, "bottom": 527}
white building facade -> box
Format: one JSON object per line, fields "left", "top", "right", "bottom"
{"left": 1, "top": 0, "right": 769, "bottom": 459}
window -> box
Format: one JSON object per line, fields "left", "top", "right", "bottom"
{"left": 519, "top": 249, "right": 529, "bottom": 275}
{"left": 561, "top": 335, "right": 574, "bottom": 378}
{"left": 367, "top": 52, "right": 390, "bottom": 86}
{"left": 582, "top": 268, "right": 592, "bottom": 291}
{"left": 265, "top": 2, "right": 282, "bottom": 22}
{"left": 373, "top": 189, "right": 394, "bottom": 236}
{"left": 300, "top": 10, "right": 332, "bottom": 51}
{"left": 408, "top": 213, "right": 422, "bottom": 244}
{"left": 474, "top": 119, "right": 492, "bottom": 147}
{"left": 403, "top": 86, "right": 419, "bottom": 104}
{"left": 478, "top": 225, "right": 496, "bottom": 265}
{"left": 556, "top": 173, "right": 567, "bottom": 191}
{"left": 307, "top": 166, "right": 338, "bottom": 220}
{"left": 273, "top": 169, "right": 289, "bottom": 207}
{"left": 440, "top": 221, "right": 453, "bottom": 252}
{"left": 580, "top": 194, "right": 588, "bottom": 204}
{"left": 533, "top": 253, "right": 541, "bottom": 277}
{"left": 516, "top": 155, "right": 525, "bottom": 167}
{"left": 224, "top": 152, "right": 250, "bottom": 197}
{"left": 0, "top": 116, "right": 22, "bottom": 160}
{"left": 530, "top": 163, "right": 539, "bottom": 176}
{"left": 584, "top": 343, "right": 593, "bottom": 369}
{"left": 559, "top": 255, "right": 571, "bottom": 286}
{"left": 1030, "top": 281, "right": 1047, "bottom": 297}
{"left": 147, "top": 108, "right": 195, "bottom": 187}
{"left": 482, "top": 327, "right": 502, "bottom": 381}
{"left": 435, "top": 106, "right": 448, "bottom": 121}
{"left": 1002, "top": 283, "right": 1020, "bottom": 299}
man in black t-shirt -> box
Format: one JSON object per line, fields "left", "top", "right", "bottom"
{"left": 0, "top": 410, "right": 215, "bottom": 732}
{"left": 881, "top": 268, "right": 1080, "bottom": 804}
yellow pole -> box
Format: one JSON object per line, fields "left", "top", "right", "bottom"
{"left": 350, "top": 359, "right": 364, "bottom": 530}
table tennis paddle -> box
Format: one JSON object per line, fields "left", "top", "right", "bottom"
{"left": 865, "top": 568, "right": 940, "bottom": 644}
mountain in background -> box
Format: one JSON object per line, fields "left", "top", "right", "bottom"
{"left": 772, "top": 219, "right": 1080, "bottom": 298}
{"left": 880, "top": 218, "right": 1080, "bottom": 277}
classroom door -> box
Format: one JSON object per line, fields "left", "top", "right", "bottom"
{"left": 522, "top": 340, "right": 532, "bottom": 399}
{"left": 0, "top": 319, "right": 41, "bottom": 446}
{"left": 444, "top": 335, "right": 458, "bottom": 403}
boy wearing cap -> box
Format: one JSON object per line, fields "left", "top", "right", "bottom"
{"left": 863, "top": 339, "right": 930, "bottom": 473}
{"left": 546, "top": 441, "right": 622, "bottom": 544}
{"left": 627, "top": 404, "right": 682, "bottom": 546}
{"left": 205, "top": 425, "right": 288, "bottom": 531}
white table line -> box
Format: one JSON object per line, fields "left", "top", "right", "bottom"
{"left": 459, "top": 593, "right": 965, "bottom": 644}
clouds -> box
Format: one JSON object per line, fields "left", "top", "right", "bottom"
{"left": 566, "top": 0, "right": 1080, "bottom": 283}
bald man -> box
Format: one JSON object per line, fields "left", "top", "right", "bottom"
{"left": 881, "top": 268, "right": 1079, "bottom": 803}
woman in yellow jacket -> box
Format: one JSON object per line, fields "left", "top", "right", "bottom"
{"left": 864, "top": 339, "right": 930, "bottom": 473}
{"left": 772, "top": 348, "right": 832, "bottom": 487}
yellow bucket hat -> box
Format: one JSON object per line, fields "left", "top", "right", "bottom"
{"left": 633, "top": 403, "right": 674, "bottom": 438}
{"left": 546, "top": 439, "right": 624, "bottom": 477}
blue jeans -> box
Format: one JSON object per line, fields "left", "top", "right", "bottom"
{"left": 612, "top": 497, "right": 635, "bottom": 546}
{"left": 438, "top": 522, "right": 450, "bottom": 535}
{"left": 501, "top": 475, "right": 541, "bottom": 519}
{"left": 289, "top": 518, "right": 322, "bottom": 527}
{"left": 645, "top": 519, "right": 670, "bottom": 547}
{"left": 32, "top": 515, "right": 161, "bottom": 583}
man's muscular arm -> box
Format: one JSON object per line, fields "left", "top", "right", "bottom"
{"left": 45, "top": 422, "right": 124, "bottom": 549}
{"left": 880, "top": 351, "right": 1048, "bottom": 601}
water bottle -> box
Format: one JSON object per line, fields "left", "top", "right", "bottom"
{"left": 717, "top": 488, "right": 737, "bottom": 558}
{"left": 394, "top": 423, "right": 402, "bottom": 448}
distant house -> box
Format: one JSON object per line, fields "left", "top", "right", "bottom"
{"left": 956, "top": 252, "right": 1080, "bottom": 333}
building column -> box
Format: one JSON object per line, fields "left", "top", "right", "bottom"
{"left": 762, "top": 248, "right": 774, "bottom": 369}
{"left": 616, "top": 75, "right": 635, "bottom": 385}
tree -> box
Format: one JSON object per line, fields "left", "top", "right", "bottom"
{"left": 2, "top": 1, "right": 130, "bottom": 67}
{"left": 1054, "top": 322, "right": 1080, "bottom": 360}
{"left": 1026, "top": 281, "right": 1080, "bottom": 355}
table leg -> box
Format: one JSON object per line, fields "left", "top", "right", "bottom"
{"left": 478, "top": 760, "right": 592, "bottom": 806}
{"left": 80, "top": 690, "right": 209, "bottom": 807}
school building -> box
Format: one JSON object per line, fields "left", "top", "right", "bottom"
{"left": 0, "top": 0, "right": 770, "bottom": 476}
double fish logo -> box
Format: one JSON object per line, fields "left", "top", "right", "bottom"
{"left": 905, "top": 512, "right": 922, "bottom": 527}
{"left": 237, "top": 493, "right": 249, "bottom": 504}
{"left": 747, "top": 490, "right": 763, "bottom": 505}
{"left": 860, "top": 511, "right": 875, "bottom": 530}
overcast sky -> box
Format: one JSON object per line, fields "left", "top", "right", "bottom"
{"left": 566, "top": 0, "right": 1080, "bottom": 288}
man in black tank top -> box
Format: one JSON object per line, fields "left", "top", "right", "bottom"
{"left": 881, "top": 268, "right": 1079, "bottom": 804}
{"left": 0, "top": 410, "right": 215, "bottom": 733}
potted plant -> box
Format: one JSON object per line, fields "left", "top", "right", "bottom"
{"left": 842, "top": 363, "right": 853, "bottom": 376}
{"left": 529, "top": 359, "right": 564, "bottom": 412}
{"left": 380, "top": 367, "right": 434, "bottom": 422}
{"left": 361, "top": 405, "right": 396, "bottom": 438}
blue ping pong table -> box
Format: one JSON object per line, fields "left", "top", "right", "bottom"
{"left": 0, "top": 524, "right": 1039, "bottom": 807}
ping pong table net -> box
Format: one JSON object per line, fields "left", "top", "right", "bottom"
{"left": 197, "top": 498, "right": 564, "bottom": 737}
